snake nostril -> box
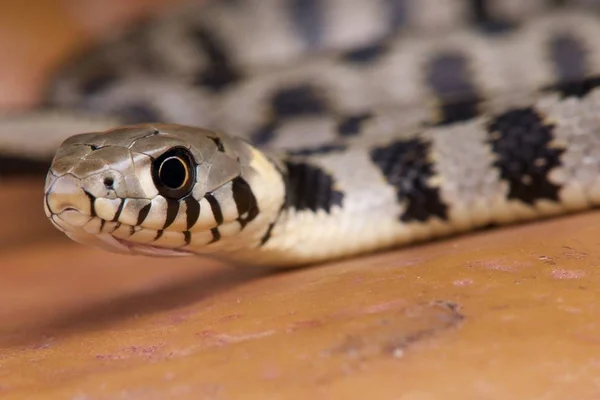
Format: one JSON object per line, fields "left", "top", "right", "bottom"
{"left": 104, "top": 177, "right": 114, "bottom": 189}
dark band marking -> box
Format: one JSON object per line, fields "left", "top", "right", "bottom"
{"left": 342, "top": 42, "right": 388, "bottom": 65}
{"left": 205, "top": 193, "right": 224, "bottom": 225}
{"left": 287, "top": 144, "right": 347, "bottom": 156}
{"left": 271, "top": 84, "right": 328, "bottom": 118}
{"left": 136, "top": 203, "right": 152, "bottom": 226}
{"left": 232, "top": 177, "right": 259, "bottom": 228}
{"left": 259, "top": 222, "right": 276, "bottom": 246}
{"left": 288, "top": 0, "right": 323, "bottom": 49}
{"left": 184, "top": 197, "right": 200, "bottom": 230}
{"left": 470, "top": 0, "right": 515, "bottom": 34}
{"left": 99, "top": 219, "right": 106, "bottom": 233}
{"left": 210, "top": 227, "right": 221, "bottom": 243}
{"left": 183, "top": 231, "right": 191, "bottom": 245}
{"left": 426, "top": 52, "right": 482, "bottom": 125}
{"left": 544, "top": 75, "right": 600, "bottom": 99}
{"left": 337, "top": 112, "right": 373, "bottom": 137}
{"left": 163, "top": 198, "right": 180, "bottom": 229}
{"left": 258, "top": 161, "right": 287, "bottom": 247}
{"left": 83, "top": 190, "right": 97, "bottom": 218}
{"left": 112, "top": 199, "right": 125, "bottom": 222}
{"left": 386, "top": 0, "right": 407, "bottom": 29}
{"left": 129, "top": 226, "right": 135, "bottom": 236}
{"left": 208, "top": 136, "right": 225, "bottom": 152}
{"left": 487, "top": 107, "right": 564, "bottom": 204}
{"left": 283, "top": 161, "right": 344, "bottom": 213}
{"left": 549, "top": 33, "right": 588, "bottom": 82}
{"left": 154, "top": 229, "right": 164, "bottom": 241}
{"left": 250, "top": 120, "right": 279, "bottom": 146}
{"left": 370, "top": 138, "right": 448, "bottom": 222}
{"left": 191, "top": 27, "right": 241, "bottom": 92}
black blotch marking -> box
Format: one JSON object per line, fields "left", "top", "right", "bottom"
{"left": 205, "top": 193, "right": 224, "bottom": 225}
{"left": 370, "top": 138, "right": 448, "bottom": 222}
{"left": 183, "top": 231, "right": 191, "bottom": 245}
{"left": 387, "top": 0, "right": 407, "bottom": 29}
{"left": 191, "top": 27, "right": 242, "bottom": 92}
{"left": 184, "top": 197, "right": 200, "bottom": 230}
{"left": 163, "top": 198, "right": 180, "bottom": 229}
{"left": 109, "top": 222, "right": 121, "bottom": 234}
{"left": 232, "top": 177, "right": 259, "bottom": 228}
{"left": 487, "top": 107, "right": 564, "bottom": 204}
{"left": 118, "top": 103, "right": 161, "bottom": 124}
{"left": 83, "top": 190, "right": 97, "bottom": 218}
{"left": 337, "top": 112, "right": 373, "bottom": 137}
{"left": 550, "top": 33, "right": 588, "bottom": 82}
{"left": 426, "top": 53, "right": 482, "bottom": 125}
{"left": 271, "top": 84, "right": 328, "bottom": 119}
{"left": 208, "top": 136, "right": 225, "bottom": 152}
{"left": 112, "top": 200, "right": 125, "bottom": 222}
{"left": 253, "top": 84, "right": 329, "bottom": 146}
{"left": 287, "top": 144, "right": 347, "bottom": 156}
{"left": 210, "top": 227, "right": 221, "bottom": 243}
{"left": 470, "top": 0, "right": 516, "bottom": 34}
{"left": 80, "top": 69, "right": 119, "bottom": 96}
{"left": 289, "top": 0, "right": 323, "bottom": 48}
{"left": 544, "top": 76, "right": 600, "bottom": 99}
{"left": 250, "top": 120, "right": 279, "bottom": 146}
{"left": 0, "top": 156, "right": 51, "bottom": 177}
{"left": 342, "top": 42, "right": 388, "bottom": 65}
{"left": 283, "top": 161, "right": 344, "bottom": 213}
{"left": 136, "top": 203, "right": 152, "bottom": 226}
{"left": 437, "top": 99, "right": 481, "bottom": 125}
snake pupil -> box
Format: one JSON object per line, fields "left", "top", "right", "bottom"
{"left": 159, "top": 157, "right": 187, "bottom": 189}
{"left": 152, "top": 147, "right": 196, "bottom": 199}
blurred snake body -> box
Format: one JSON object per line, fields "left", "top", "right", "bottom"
{"left": 12, "top": 0, "right": 600, "bottom": 266}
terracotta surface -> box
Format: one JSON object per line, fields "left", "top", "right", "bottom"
{"left": 1, "top": 2, "right": 600, "bottom": 399}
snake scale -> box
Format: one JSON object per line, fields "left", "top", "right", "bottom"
{"left": 8, "top": 0, "right": 600, "bottom": 267}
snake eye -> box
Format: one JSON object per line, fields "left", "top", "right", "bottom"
{"left": 152, "top": 147, "right": 196, "bottom": 199}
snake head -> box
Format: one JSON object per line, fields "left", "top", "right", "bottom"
{"left": 43, "top": 123, "right": 284, "bottom": 258}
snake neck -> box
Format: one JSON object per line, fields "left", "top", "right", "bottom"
{"left": 218, "top": 144, "right": 351, "bottom": 267}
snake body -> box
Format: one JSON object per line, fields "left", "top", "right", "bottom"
{"left": 28, "top": 0, "right": 600, "bottom": 266}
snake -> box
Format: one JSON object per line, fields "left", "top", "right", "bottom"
{"left": 8, "top": 0, "right": 600, "bottom": 267}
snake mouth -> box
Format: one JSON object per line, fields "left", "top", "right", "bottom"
{"left": 48, "top": 207, "right": 194, "bottom": 257}
{"left": 112, "top": 237, "right": 193, "bottom": 257}
{"left": 63, "top": 227, "right": 194, "bottom": 257}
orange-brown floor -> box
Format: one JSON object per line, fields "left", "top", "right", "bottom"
{"left": 1, "top": 2, "right": 600, "bottom": 399}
